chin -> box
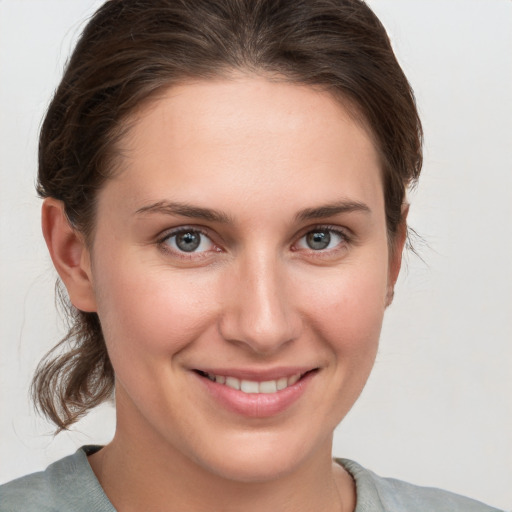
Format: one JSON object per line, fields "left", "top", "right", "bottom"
{"left": 192, "top": 428, "right": 329, "bottom": 483}
{"left": 204, "top": 452, "right": 304, "bottom": 484}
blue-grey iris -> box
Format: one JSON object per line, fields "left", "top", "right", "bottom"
{"left": 176, "top": 231, "right": 201, "bottom": 252}
{"left": 306, "top": 230, "right": 330, "bottom": 250}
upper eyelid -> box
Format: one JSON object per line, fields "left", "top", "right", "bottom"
{"left": 297, "top": 226, "right": 352, "bottom": 242}
{"left": 158, "top": 225, "right": 213, "bottom": 242}
{"left": 295, "top": 224, "right": 351, "bottom": 242}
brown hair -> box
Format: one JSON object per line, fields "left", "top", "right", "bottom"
{"left": 33, "top": 0, "right": 422, "bottom": 430}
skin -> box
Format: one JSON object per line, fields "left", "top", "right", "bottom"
{"left": 43, "top": 76, "right": 406, "bottom": 512}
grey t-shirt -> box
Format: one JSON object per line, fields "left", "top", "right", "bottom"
{"left": 0, "top": 446, "right": 503, "bottom": 511}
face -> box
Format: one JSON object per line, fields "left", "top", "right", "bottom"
{"left": 84, "top": 76, "right": 401, "bottom": 482}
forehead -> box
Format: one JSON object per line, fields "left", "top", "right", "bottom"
{"left": 103, "top": 76, "right": 384, "bottom": 218}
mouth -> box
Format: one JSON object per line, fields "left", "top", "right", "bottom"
{"left": 194, "top": 369, "right": 317, "bottom": 394}
{"left": 193, "top": 367, "right": 319, "bottom": 417}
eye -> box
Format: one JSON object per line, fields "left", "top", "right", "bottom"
{"left": 296, "top": 228, "right": 346, "bottom": 251}
{"left": 162, "top": 229, "right": 215, "bottom": 254}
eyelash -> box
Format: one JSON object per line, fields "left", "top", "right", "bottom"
{"left": 293, "top": 225, "right": 351, "bottom": 256}
{"left": 156, "top": 225, "right": 351, "bottom": 260}
{"left": 157, "top": 227, "right": 218, "bottom": 260}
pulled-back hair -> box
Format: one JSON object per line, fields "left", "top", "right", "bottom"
{"left": 33, "top": 0, "right": 422, "bottom": 430}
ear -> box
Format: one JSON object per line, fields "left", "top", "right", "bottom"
{"left": 41, "top": 198, "right": 97, "bottom": 312}
{"left": 386, "top": 204, "right": 409, "bottom": 307}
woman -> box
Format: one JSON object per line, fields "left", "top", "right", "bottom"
{"left": 0, "top": 0, "right": 504, "bottom": 510}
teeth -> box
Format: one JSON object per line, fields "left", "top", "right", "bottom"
{"left": 276, "top": 377, "right": 288, "bottom": 391}
{"left": 240, "top": 380, "right": 259, "bottom": 393}
{"left": 225, "top": 376, "right": 240, "bottom": 390}
{"left": 259, "top": 380, "right": 278, "bottom": 394}
{"left": 202, "top": 372, "right": 304, "bottom": 394}
{"left": 288, "top": 374, "right": 300, "bottom": 386}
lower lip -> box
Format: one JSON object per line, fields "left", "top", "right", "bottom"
{"left": 196, "top": 372, "right": 316, "bottom": 418}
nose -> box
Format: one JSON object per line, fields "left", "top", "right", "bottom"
{"left": 218, "top": 250, "right": 302, "bottom": 355}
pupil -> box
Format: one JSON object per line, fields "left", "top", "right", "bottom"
{"left": 307, "top": 231, "right": 330, "bottom": 250}
{"left": 176, "top": 232, "right": 200, "bottom": 252}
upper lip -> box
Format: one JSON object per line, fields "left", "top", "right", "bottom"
{"left": 193, "top": 367, "right": 318, "bottom": 381}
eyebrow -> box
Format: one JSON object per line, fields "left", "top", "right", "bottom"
{"left": 295, "top": 200, "right": 371, "bottom": 221}
{"left": 135, "top": 201, "right": 232, "bottom": 223}
{"left": 135, "top": 199, "right": 371, "bottom": 223}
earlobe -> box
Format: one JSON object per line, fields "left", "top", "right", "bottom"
{"left": 386, "top": 204, "right": 409, "bottom": 307}
{"left": 41, "top": 198, "right": 97, "bottom": 312}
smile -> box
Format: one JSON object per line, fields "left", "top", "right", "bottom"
{"left": 197, "top": 371, "right": 305, "bottom": 394}
{"left": 194, "top": 368, "right": 318, "bottom": 417}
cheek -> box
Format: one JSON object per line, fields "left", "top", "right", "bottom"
{"left": 92, "top": 258, "right": 218, "bottom": 361}
{"left": 296, "top": 256, "right": 389, "bottom": 354}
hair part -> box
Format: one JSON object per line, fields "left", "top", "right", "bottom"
{"left": 33, "top": 0, "right": 422, "bottom": 430}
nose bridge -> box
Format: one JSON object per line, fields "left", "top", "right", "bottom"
{"left": 219, "top": 246, "right": 300, "bottom": 354}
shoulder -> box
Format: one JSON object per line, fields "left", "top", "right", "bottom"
{"left": 0, "top": 467, "right": 53, "bottom": 512}
{"left": 0, "top": 446, "right": 115, "bottom": 512}
{"left": 337, "top": 459, "right": 504, "bottom": 512}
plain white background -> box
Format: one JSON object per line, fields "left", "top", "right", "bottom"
{"left": 0, "top": 0, "right": 511, "bottom": 509}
